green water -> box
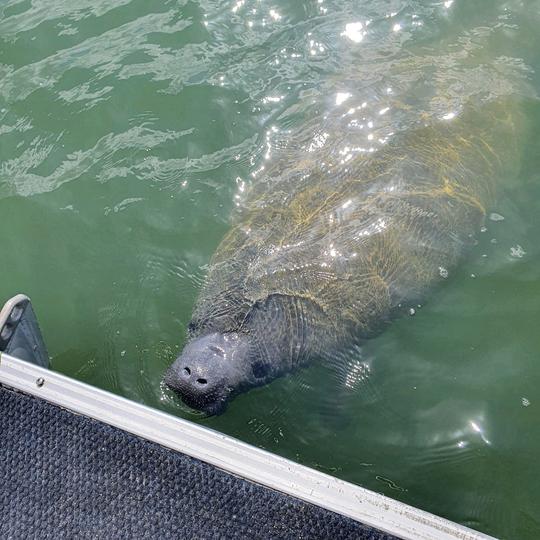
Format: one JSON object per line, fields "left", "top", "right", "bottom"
{"left": 1, "top": 1, "right": 540, "bottom": 537}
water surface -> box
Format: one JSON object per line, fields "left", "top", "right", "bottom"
{"left": 1, "top": 1, "right": 539, "bottom": 538}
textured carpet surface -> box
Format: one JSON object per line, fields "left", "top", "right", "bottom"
{"left": 0, "top": 385, "right": 399, "bottom": 540}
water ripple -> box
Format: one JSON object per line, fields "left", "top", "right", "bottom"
{"left": 1, "top": 2, "right": 540, "bottom": 539}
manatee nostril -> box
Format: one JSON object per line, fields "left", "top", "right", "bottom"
{"left": 197, "top": 378, "right": 208, "bottom": 385}
{"left": 183, "top": 367, "right": 191, "bottom": 376}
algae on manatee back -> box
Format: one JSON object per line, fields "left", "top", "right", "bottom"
{"left": 165, "top": 96, "right": 524, "bottom": 414}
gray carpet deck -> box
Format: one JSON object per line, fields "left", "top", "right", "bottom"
{"left": 0, "top": 385, "right": 399, "bottom": 539}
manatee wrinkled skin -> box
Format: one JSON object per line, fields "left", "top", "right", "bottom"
{"left": 165, "top": 101, "right": 521, "bottom": 414}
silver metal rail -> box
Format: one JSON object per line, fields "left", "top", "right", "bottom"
{"left": 0, "top": 349, "right": 495, "bottom": 540}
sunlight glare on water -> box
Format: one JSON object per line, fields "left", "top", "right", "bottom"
{"left": 1, "top": 1, "right": 540, "bottom": 538}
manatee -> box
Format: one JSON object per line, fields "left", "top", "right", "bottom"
{"left": 164, "top": 100, "right": 521, "bottom": 415}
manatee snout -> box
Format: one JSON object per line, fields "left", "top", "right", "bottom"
{"left": 164, "top": 332, "right": 252, "bottom": 415}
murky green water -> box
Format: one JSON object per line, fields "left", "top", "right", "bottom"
{"left": 1, "top": 1, "right": 540, "bottom": 537}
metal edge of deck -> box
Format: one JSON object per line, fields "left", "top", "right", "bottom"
{"left": 0, "top": 352, "right": 495, "bottom": 540}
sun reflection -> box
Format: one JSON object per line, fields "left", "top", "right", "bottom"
{"left": 510, "top": 244, "right": 526, "bottom": 258}
{"left": 231, "top": 0, "right": 245, "bottom": 14}
{"left": 335, "top": 92, "right": 351, "bottom": 106}
{"left": 318, "top": 0, "right": 328, "bottom": 15}
{"left": 251, "top": 165, "right": 265, "bottom": 178}
{"left": 341, "top": 22, "right": 366, "bottom": 43}
{"left": 307, "top": 131, "right": 329, "bottom": 152}
{"left": 354, "top": 217, "right": 388, "bottom": 240}
{"left": 234, "top": 176, "right": 247, "bottom": 207}
{"left": 345, "top": 361, "right": 371, "bottom": 390}
{"left": 469, "top": 420, "right": 491, "bottom": 445}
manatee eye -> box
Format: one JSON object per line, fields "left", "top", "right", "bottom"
{"left": 252, "top": 362, "right": 269, "bottom": 379}
{"left": 209, "top": 345, "right": 225, "bottom": 357}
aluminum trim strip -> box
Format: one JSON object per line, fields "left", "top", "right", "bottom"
{"left": 0, "top": 352, "right": 495, "bottom": 540}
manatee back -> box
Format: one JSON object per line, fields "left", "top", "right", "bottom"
{"left": 193, "top": 100, "right": 522, "bottom": 340}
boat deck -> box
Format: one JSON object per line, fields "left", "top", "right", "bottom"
{"left": 0, "top": 384, "right": 394, "bottom": 539}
